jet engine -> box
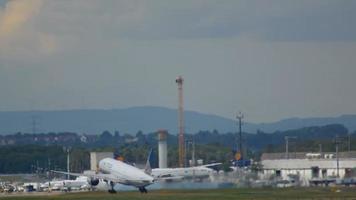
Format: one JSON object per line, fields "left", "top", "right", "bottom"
{"left": 89, "top": 178, "right": 99, "bottom": 186}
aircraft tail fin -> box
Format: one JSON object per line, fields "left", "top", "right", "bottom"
{"left": 144, "top": 149, "right": 153, "bottom": 175}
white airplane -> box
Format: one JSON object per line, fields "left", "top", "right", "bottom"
{"left": 150, "top": 163, "right": 220, "bottom": 181}
{"left": 145, "top": 150, "right": 221, "bottom": 181}
{"left": 40, "top": 176, "right": 89, "bottom": 191}
{"left": 53, "top": 157, "right": 154, "bottom": 193}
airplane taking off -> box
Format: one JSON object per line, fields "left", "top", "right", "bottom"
{"left": 53, "top": 158, "right": 154, "bottom": 193}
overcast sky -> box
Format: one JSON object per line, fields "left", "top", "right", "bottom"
{"left": 0, "top": 0, "right": 355, "bottom": 123}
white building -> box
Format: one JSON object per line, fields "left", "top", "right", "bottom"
{"left": 260, "top": 151, "right": 356, "bottom": 186}
{"left": 157, "top": 129, "right": 168, "bottom": 168}
{"left": 90, "top": 152, "right": 113, "bottom": 171}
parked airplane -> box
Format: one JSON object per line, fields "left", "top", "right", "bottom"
{"left": 40, "top": 176, "right": 89, "bottom": 191}
{"left": 150, "top": 163, "right": 220, "bottom": 181}
{"left": 53, "top": 157, "right": 154, "bottom": 193}
{"left": 145, "top": 149, "right": 221, "bottom": 181}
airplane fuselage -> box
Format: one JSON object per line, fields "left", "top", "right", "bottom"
{"left": 41, "top": 176, "right": 89, "bottom": 190}
{"left": 99, "top": 158, "right": 154, "bottom": 187}
{"left": 151, "top": 166, "right": 214, "bottom": 179}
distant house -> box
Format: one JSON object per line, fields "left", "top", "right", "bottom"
{"left": 80, "top": 134, "right": 88, "bottom": 143}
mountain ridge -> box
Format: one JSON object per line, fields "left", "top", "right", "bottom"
{"left": 0, "top": 106, "right": 355, "bottom": 135}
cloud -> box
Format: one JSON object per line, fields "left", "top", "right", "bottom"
{"left": 132, "top": 0, "right": 356, "bottom": 41}
{"left": 251, "top": 0, "right": 356, "bottom": 42}
{"left": 1, "top": 0, "right": 355, "bottom": 60}
{"left": 0, "top": 0, "right": 42, "bottom": 40}
{"left": 0, "top": 0, "right": 58, "bottom": 61}
{"left": 0, "top": 0, "right": 149, "bottom": 62}
{"left": 0, "top": 0, "right": 355, "bottom": 122}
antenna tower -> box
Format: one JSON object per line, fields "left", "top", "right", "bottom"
{"left": 176, "top": 76, "right": 185, "bottom": 167}
{"left": 236, "top": 112, "right": 244, "bottom": 159}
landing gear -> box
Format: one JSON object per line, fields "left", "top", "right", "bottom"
{"left": 108, "top": 189, "right": 117, "bottom": 193}
{"left": 108, "top": 181, "right": 116, "bottom": 194}
{"left": 139, "top": 187, "right": 147, "bottom": 193}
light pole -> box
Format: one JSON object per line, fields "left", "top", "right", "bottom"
{"left": 285, "top": 136, "right": 297, "bottom": 159}
{"left": 334, "top": 136, "right": 341, "bottom": 178}
{"left": 186, "top": 137, "right": 196, "bottom": 180}
{"left": 63, "top": 147, "right": 71, "bottom": 179}
{"left": 348, "top": 134, "right": 351, "bottom": 152}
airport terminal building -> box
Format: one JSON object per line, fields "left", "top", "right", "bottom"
{"left": 260, "top": 151, "right": 356, "bottom": 186}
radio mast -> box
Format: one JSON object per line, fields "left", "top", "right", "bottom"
{"left": 176, "top": 76, "right": 185, "bottom": 167}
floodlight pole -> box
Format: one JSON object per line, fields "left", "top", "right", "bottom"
{"left": 285, "top": 136, "right": 297, "bottom": 159}
{"left": 334, "top": 136, "right": 341, "bottom": 178}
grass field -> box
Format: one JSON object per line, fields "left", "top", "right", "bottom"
{"left": 1, "top": 188, "right": 356, "bottom": 200}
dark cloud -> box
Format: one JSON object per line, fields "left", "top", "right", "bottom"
{"left": 253, "top": 1, "right": 356, "bottom": 41}
{"left": 69, "top": 0, "right": 356, "bottom": 42}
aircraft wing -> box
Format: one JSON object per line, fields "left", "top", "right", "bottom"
{"left": 156, "top": 176, "right": 184, "bottom": 181}
{"left": 51, "top": 170, "right": 128, "bottom": 185}
{"left": 200, "top": 163, "right": 222, "bottom": 168}
{"left": 52, "top": 170, "right": 83, "bottom": 177}
{"left": 153, "top": 173, "right": 185, "bottom": 181}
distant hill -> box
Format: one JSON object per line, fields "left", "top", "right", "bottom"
{"left": 255, "top": 115, "right": 356, "bottom": 133}
{"left": 0, "top": 106, "right": 235, "bottom": 135}
{"left": 0, "top": 106, "right": 355, "bottom": 134}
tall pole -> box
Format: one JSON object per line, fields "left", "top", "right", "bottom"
{"left": 236, "top": 112, "right": 244, "bottom": 160}
{"left": 348, "top": 134, "right": 351, "bottom": 152}
{"left": 192, "top": 137, "right": 196, "bottom": 180}
{"left": 285, "top": 136, "right": 297, "bottom": 159}
{"left": 63, "top": 147, "right": 71, "bottom": 180}
{"left": 192, "top": 136, "right": 196, "bottom": 167}
{"left": 336, "top": 143, "right": 339, "bottom": 178}
{"left": 285, "top": 136, "right": 289, "bottom": 159}
{"left": 32, "top": 116, "right": 37, "bottom": 134}
{"left": 334, "top": 136, "right": 341, "bottom": 178}
{"left": 185, "top": 139, "right": 189, "bottom": 167}
{"left": 36, "top": 160, "right": 39, "bottom": 174}
{"left": 176, "top": 76, "right": 185, "bottom": 167}
{"left": 67, "top": 148, "right": 70, "bottom": 179}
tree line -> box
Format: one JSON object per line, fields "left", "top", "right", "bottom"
{"left": 0, "top": 124, "right": 353, "bottom": 173}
